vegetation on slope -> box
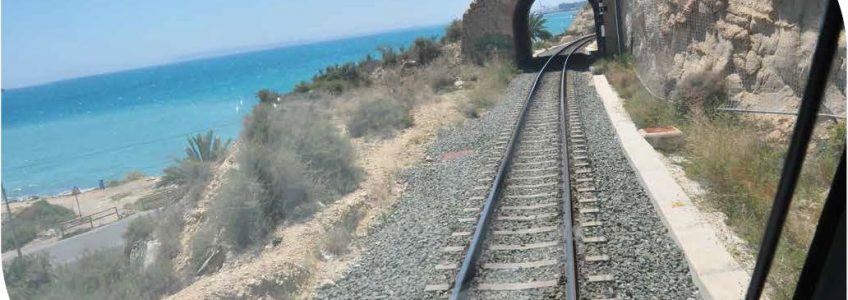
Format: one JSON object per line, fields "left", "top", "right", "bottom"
{"left": 106, "top": 171, "right": 147, "bottom": 188}
{"left": 1, "top": 200, "right": 77, "bottom": 252}
{"left": 3, "top": 248, "right": 179, "bottom": 300}
{"left": 3, "top": 130, "right": 231, "bottom": 300}
{"left": 595, "top": 56, "right": 845, "bottom": 299}
{"left": 3, "top": 19, "right": 523, "bottom": 300}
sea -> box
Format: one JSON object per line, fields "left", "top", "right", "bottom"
{"left": 541, "top": 9, "right": 580, "bottom": 35}
{"left": 2, "top": 13, "right": 576, "bottom": 200}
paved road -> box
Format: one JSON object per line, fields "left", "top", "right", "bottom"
{"left": 2, "top": 210, "right": 156, "bottom": 265}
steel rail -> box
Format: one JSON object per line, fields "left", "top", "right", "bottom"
{"left": 559, "top": 36, "right": 597, "bottom": 300}
{"left": 450, "top": 34, "right": 595, "bottom": 300}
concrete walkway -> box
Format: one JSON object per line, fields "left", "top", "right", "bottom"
{"left": 592, "top": 75, "right": 749, "bottom": 300}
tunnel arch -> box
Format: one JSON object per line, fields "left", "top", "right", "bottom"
{"left": 461, "top": 0, "right": 615, "bottom": 69}
{"left": 512, "top": 0, "right": 601, "bottom": 68}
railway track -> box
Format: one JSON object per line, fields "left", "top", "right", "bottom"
{"left": 423, "top": 35, "right": 616, "bottom": 299}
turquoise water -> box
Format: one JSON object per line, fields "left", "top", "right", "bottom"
{"left": 2, "top": 25, "right": 444, "bottom": 199}
{"left": 542, "top": 9, "right": 580, "bottom": 35}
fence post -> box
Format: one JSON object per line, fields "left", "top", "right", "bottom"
{"left": 2, "top": 184, "right": 23, "bottom": 258}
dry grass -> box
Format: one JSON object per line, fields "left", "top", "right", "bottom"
{"left": 321, "top": 203, "right": 366, "bottom": 256}
{"left": 595, "top": 56, "right": 677, "bottom": 129}
{"left": 107, "top": 170, "right": 146, "bottom": 187}
{"left": 600, "top": 56, "right": 845, "bottom": 299}
{"left": 462, "top": 58, "right": 517, "bottom": 117}
{"left": 347, "top": 97, "right": 413, "bottom": 138}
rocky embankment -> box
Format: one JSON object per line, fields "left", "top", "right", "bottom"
{"left": 623, "top": 0, "right": 845, "bottom": 116}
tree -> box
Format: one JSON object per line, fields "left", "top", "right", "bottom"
{"left": 442, "top": 19, "right": 463, "bottom": 44}
{"left": 529, "top": 13, "right": 553, "bottom": 41}
{"left": 256, "top": 89, "right": 281, "bottom": 104}
{"left": 185, "top": 130, "right": 231, "bottom": 163}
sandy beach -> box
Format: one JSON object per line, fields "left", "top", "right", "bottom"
{"left": 6, "top": 177, "right": 159, "bottom": 218}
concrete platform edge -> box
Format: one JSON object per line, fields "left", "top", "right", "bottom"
{"left": 590, "top": 74, "right": 749, "bottom": 300}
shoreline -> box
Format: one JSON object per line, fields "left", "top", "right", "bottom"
{"left": 6, "top": 176, "right": 159, "bottom": 217}
{"left": 3, "top": 25, "right": 450, "bottom": 203}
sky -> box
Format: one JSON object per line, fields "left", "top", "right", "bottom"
{"left": 1, "top": 0, "right": 473, "bottom": 88}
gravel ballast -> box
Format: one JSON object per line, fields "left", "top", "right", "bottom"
{"left": 569, "top": 70, "right": 699, "bottom": 299}
{"left": 315, "top": 68, "right": 701, "bottom": 299}
{"left": 314, "top": 73, "right": 533, "bottom": 299}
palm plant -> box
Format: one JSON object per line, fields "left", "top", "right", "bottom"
{"left": 529, "top": 13, "right": 553, "bottom": 41}
{"left": 186, "top": 130, "right": 231, "bottom": 162}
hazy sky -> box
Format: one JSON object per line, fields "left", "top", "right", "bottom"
{"left": 1, "top": 0, "right": 474, "bottom": 88}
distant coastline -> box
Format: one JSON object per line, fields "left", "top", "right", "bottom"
{"left": 3, "top": 23, "right": 449, "bottom": 90}
{"left": 3, "top": 24, "right": 447, "bottom": 200}
{"left": 533, "top": 1, "right": 584, "bottom": 14}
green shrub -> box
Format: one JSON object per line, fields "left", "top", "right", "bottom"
{"left": 429, "top": 72, "right": 456, "bottom": 92}
{"left": 186, "top": 130, "right": 231, "bottom": 163}
{"left": 158, "top": 160, "right": 212, "bottom": 201}
{"left": 297, "top": 62, "right": 370, "bottom": 94}
{"left": 601, "top": 52, "right": 844, "bottom": 300}
{"left": 322, "top": 204, "right": 366, "bottom": 256}
{"left": 208, "top": 104, "right": 362, "bottom": 250}
{"left": 412, "top": 56, "right": 457, "bottom": 93}
{"left": 210, "top": 171, "right": 270, "bottom": 249}
{"left": 471, "top": 34, "right": 513, "bottom": 64}
{"left": 463, "top": 58, "right": 517, "bottom": 117}
{"left": 672, "top": 71, "right": 727, "bottom": 119}
{"left": 442, "top": 19, "right": 462, "bottom": 44}
{"left": 246, "top": 104, "right": 362, "bottom": 194}
{"left": 2, "top": 200, "right": 76, "bottom": 251}
{"left": 122, "top": 216, "right": 155, "bottom": 256}
{"left": 591, "top": 58, "right": 611, "bottom": 75}
{"left": 189, "top": 226, "right": 218, "bottom": 272}
{"left": 256, "top": 89, "right": 284, "bottom": 104}
{"left": 623, "top": 93, "right": 677, "bottom": 129}
{"left": 346, "top": 98, "right": 413, "bottom": 138}
{"left": 378, "top": 46, "right": 402, "bottom": 66}
{"left": 155, "top": 205, "right": 185, "bottom": 261}
{"left": 33, "top": 248, "right": 178, "bottom": 300}
{"left": 409, "top": 37, "right": 443, "bottom": 66}
{"left": 239, "top": 144, "right": 313, "bottom": 226}
{"left": 2, "top": 224, "right": 39, "bottom": 253}
{"left": 106, "top": 171, "right": 147, "bottom": 187}
{"left": 156, "top": 130, "right": 225, "bottom": 204}
{"left": 594, "top": 55, "right": 677, "bottom": 128}
{"left": 3, "top": 254, "right": 52, "bottom": 299}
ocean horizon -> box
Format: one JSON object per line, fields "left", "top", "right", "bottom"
{"left": 2, "top": 13, "right": 575, "bottom": 200}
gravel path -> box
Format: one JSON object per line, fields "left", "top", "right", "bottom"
{"left": 314, "top": 73, "right": 534, "bottom": 299}
{"left": 569, "top": 71, "right": 700, "bottom": 299}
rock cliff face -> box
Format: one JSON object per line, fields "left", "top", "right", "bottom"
{"left": 620, "top": 0, "right": 845, "bottom": 115}
{"left": 562, "top": 4, "right": 597, "bottom": 40}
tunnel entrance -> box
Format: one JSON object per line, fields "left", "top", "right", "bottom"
{"left": 461, "top": 0, "right": 622, "bottom": 69}
{"left": 512, "top": 0, "right": 599, "bottom": 68}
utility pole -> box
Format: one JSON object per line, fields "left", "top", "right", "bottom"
{"left": 72, "top": 186, "right": 82, "bottom": 217}
{"left": 3, "top": 183, "right": 23, "bottom": 258}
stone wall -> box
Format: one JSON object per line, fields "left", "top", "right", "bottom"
{"left": 461, "top": 0, "right": 521, "bottom": 61}
{"left": 620, "top": 0, "right": 846, "bottom": 115}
